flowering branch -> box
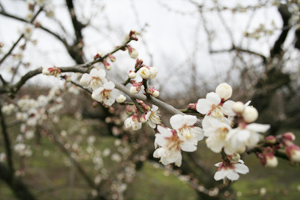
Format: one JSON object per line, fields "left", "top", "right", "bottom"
{"left": 0, "top": 7, "right": 43, "bottom": 66}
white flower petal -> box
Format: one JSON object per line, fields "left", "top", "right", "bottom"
{"left": 196, "top": 99, "right": 212, "bottom": 114}
{"left": 180, "top": 142, "right": 197, "bottom": 152}
{"left": 104, "top": 81, "right": 115, "bottom": 90}
{"left": 223, "top": 100, "right": 235, "bottom": 116}
{"left": 206, "top": 92, "right": 221, "bottom": 105}
{"left": 80, "top": 74, "right": 91, "bottom": 87}
{"left": 234, "top": 164, "right": 249, "bottom": 174}
{"left": 226, "top": 170, "right": 239, "bottom": 181}
{"left": 214, "top": 170, "right": 225, "bottom": 181}
{"left": 246, "top": 123, "right": 270, "bottom": 133}
{"left": 157, "top": 126, "right": 172, "bottom": 137}
{"left": 194, "top": 127, "right": 204, "bottom": 141}
{"left": 170, "top": 114, "right": 185, "bottom": 129}
{"left": 184, "top": 115, "right": 197, "bottom": 126}
{"left": 155, "top": 134, "right": 167, "bottom": 147}
{"left": 237, "top": 130, "right": 251, "bottom": 142}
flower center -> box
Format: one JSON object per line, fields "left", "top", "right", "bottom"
{"left": 210, "top": 104, "right": 224, "bottom": 118}
{"left": 216, "top": 127, "right": 228, "bottom": 139}
{"left": 101, "top": 90, "right": 111, "bottom": 100}
{"left": 166, "top": 135, "right": 182, "bottom": 151}
{"left": 178, "top": 125, "right": 195, "bottom": 139}
{"left": 149, "top": 111, "right": 161, "bottom": 124}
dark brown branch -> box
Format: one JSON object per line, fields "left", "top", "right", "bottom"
{"left": 210, "top": 46, "right": 267, "bottom": 64}
{"left": 0, "top": 9, "right": 69, "bottom": 49}
{"left": 0, "top": 104, "right": 14, "bottom": 175}
{"left": 0, "top": 163, "right": 37, "bottom": 200}
{"left": 0, "top": 66, "right": 87, "bottom": 95}
{"left": 270, "top": 4, "right": 292, "bottom": 58}
{"left": 0, "top": 7, "right": 43, "bottom": 66}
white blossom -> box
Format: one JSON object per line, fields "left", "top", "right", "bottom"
{"left": 169, "top": 114, "right": 204, "bottom": 145}
{"left": 153, "top": 126, "right": 197, "bottom": 166}
{"left": 214, "top": 160, "right": 249, "bottom": 181}
{"left": 125, "top": 115, "right": 142, "bottom": 130}
{"left": 224, "top": 123, "right": 270, "bottom": 155}
{"left": 80, "top": 68, "right": 107, "bottom": 90}
{"left": 91, "top": 81, "right": 119, "bottom": 106}
{"left": 145, "top": 105, "right": 161, "bottom": 128}
{"left": 205, "top": 122, "right": 232, "bottom": 153}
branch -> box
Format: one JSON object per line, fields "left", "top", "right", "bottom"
{"left": 0, "top": 9, "right": 69, "bottom": 49}
{"left": 114, "top": 83, "right": 203, "bottom": 127}
{"left": 210, "top": 46, "right": 267, "bottom": 64}
{"left": 0, "top": 66, "right": 88, "bottom": 95}
{"left": 0, "top": 7, "right": 43, "bottom": 66}
{"left": 0, "top": 104, "right": 14, "bottom": 175}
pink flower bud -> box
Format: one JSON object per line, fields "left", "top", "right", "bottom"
{"left": 130, "top": 82, "right": 143, "bottom": 94}
{"left": 42, "top": 66, "right": 61, "bottom": 77}
{"left": 127, "top": 45, "right": 138, "bottom": 59}
{"left": 102, "top": 60, "right": 111, "bottom": 70}
{"left": 108, "top": 54, "right": 116, "bottom": 62}
{"left": 265, "top": 135, "right": 276, "bottom": 144}
{"left": 128, "top": 71, "right": 136, "bottom": 79}
{"left": 264, "top": 154, "right": 278, "bottom": 168}
{"left": 146, "top": 87, "right": 159, "bottom": 97}
{"left": 140, "top": 113, "right": 147, "bottom": 123}
{"left": 286, "top": 145, "right": 300, "bottom": 162}
{"left": 188, "top": 103, "right": 197, "bottom": 111}
{"left": 284, "top": 132, "right": 296, "bottom": 141}
{"left": 94, "top": 51, "right": 102, "bottom": 60}
{"left": 129, "top": 30, "right": 138, "bottom": 41}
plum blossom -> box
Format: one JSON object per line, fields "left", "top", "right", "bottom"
{"left": 153, "top": 126, "right": 197, "bottom": 166}
{"left": 224, "top": 123, "right": 270, "bottom": 155}
{"left": 125, "top": 114, "right": 142, "bottom": 130}
{"left": 214, "top": 160, "right": 249, "bottom": 181}
{"left": 197, "top": 92, "right": 235, "bottom": 121}
{"left": 80, "top": 68, "right": 107, "bottom": 90}
{"left": 205, "top": 122, "right": 232, "bottom": 153}
{"left": 91, "top": 81, "right": 119, "bottom": 106}
{"left": 170, "top": 114, "right": 204, "bottom": 145}
{"left": 145, "top": 105, "right": 161, "bottom": 128}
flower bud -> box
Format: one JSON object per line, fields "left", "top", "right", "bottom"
{"left": 286, "top": 145, "right": 300, "bottom": 162}
{"left": 228, "top": 153, "right": 240, "bottom": 162}
{"left": 102, "top": 60, "right": 111, "bottom": 70}
{"left": 128, "top": 71, "right": 136, "bottom": 79}
{"left": 116, "top": 94, "right": 126, "bottom": 103}
{"left": 242, "top": 107, "right": 258, "bottom": 123}
{"left": 139, "top": 67, "right": 150, "bottom": 79}
{"left": 108, "top": 54, "right": 116, "bottom": 62}
{"left": 140, "top": 114, "right": 147, "bottom": 123}
{"left": 130, "top": 82, "right": 142, "bottom": 94}
{"left": 265, "top": 135, "right": 276, "bottom": 144}
{"left": 264, "top": 155, "right": 278, "bottom": 168}
{"left": 42, "top": 68, "right": 51, "bottom": 75}
{"left": 188, "top": 103, "right": 197, "bottom": 111}
{"left": 94, "top": 51, "right": 102, "bottom": 60}
{"left": 233, "top": 101, "right": 244, "bottom": 113}
{"left": 127, "top": 45, "right": 138, "bottom": 59}
{"left": 284, "top": 132, "right": 296, "bottom": 141}
{"left": 146, "top": 87, "right": 159, "bottom": 97}
{"left": 42, "top": 66, "right": 61, "bottom": 77}
{"left": 149, "top": 67, "right": 158, "bottom": 79}
{"left": 215, "top": 83, "right": 232, "bottom": 101}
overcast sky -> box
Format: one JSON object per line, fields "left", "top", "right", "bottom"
{"left": 0, "top": 0, "right": 292, "bottom": 96}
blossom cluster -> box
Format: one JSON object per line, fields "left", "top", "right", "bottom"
{"left": 150, "top": 83, "right": 276, "bottom": 182}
